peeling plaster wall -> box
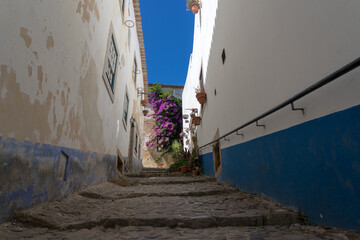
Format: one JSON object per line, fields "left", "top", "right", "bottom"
{"left": 0, "top": 0, "right": 145, "bottom": 222}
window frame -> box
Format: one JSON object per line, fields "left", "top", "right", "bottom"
{"left": 102, "top": 24, "right": 119, "bottom": 103}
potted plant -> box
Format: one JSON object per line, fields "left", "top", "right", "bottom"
{"left": 195, "top": 86, "right": 207, "bottom": 104}
{"left": 180, "top": 165, "right": 188, "bottom": 173}
{"left": 141, "top": 99, "right": 147, "bottom": 107}
{"left": 192, "top": 116, "right": 201, "bottom": 126}
{"left": 186, "top": 0, "right": 201, "bottom": 14}
{"left": 143, "top": 109, "right": 149, "bottom": 116}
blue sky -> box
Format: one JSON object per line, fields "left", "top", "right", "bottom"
{"left": 139, "top": 0, "right": 195, "bottom": 86}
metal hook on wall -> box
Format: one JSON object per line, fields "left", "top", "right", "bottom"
{"left": 125, "top": 20, "right": 135, "bottom": 28}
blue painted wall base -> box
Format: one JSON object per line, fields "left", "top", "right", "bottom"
{"left": 201, "top": 105, "right": 360, "bottom": 231}
{"left": 0, "top": 138, "right": 117, "bottom": 223}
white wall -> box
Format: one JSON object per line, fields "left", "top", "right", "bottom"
{"left": 182, "top": 0, "right": 218, "bottom": 148}
{"left": 183, "top": 0, "right": 360, "bottom": 153}
{"left": 0, "top": 0, "right": 146, "bottom": 159}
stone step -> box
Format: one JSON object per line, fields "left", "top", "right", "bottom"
{"left": 120, "top": 176, "right": 217, "bottom": 185}
{"left": 2, "top": 224, "right": 359, "bottom": 240}
{"left": 141, "top": 168, "right": 168, "bottom": 173}
{"left": 13, "top": 190, "right": 300, "bottom": 230}
{"left": 79, "top": 181, "right": 239, "bottom": 200}
{"left": 126, "top": 173, "right": 171, "bottom": 178}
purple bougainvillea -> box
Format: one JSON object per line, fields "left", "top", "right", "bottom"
{"left": 146, "top": 83, "right": 182, "bottom": 151}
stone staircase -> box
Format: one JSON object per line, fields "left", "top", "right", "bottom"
{"left": 1, "top": 175, "right": 359, "bottom": 239}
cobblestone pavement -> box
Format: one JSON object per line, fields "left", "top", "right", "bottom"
{"left": 1, "top": 172, "right": 359, "bottom": 239}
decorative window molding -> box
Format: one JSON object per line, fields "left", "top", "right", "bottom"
{"left": 102, "top": 24, "right": 119, "bottom": 102}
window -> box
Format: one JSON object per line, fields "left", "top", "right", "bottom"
{"left": 123, "top": 91, "right": 129, "bottom": 126}
{"left": 102, "top": 25, "right": 118, "bottom": 102}
{"left": 222, "top": 49, "right": 226, "bottom": 65}
{"left": 133, "top": 58, "right": 137, "bottom": 86}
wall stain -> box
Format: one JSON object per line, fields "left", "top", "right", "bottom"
{"left": 0, "top": 65, "right": 52, "bottom": 143}
{"left": 76, "top": 0, "right": 100, "bottom": 23}
{"left": 46, "top": 33, "right": 54, "bottom": 50}
{"left": 33, "top": 51, "right": 38, "bottom": 60}
{"left": 37, "top": 66, "right": 43, "bottom": 95}
{"left": 79, "top": 58, "right": 105, "bottom": 152}
{"left": 20, "top": 27, "right": 32, "bottom": 48}
{"left": 28, "top": 65, "right": 32, "bottom": 77}
{"left": 68, "top": 106, "right": 81, "bottom": 143}
{"left": 61, "top": 91, "right": 65, "bottom": 106}
{"left": 52, "top": 96, "right": 56, "bottom": 129}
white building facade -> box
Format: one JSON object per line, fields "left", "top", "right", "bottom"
{"left": 183, "top": 0, "right": 360, "bottom": 231}
{"left": 0, "top": 0, "right": 147, "bottom": 222}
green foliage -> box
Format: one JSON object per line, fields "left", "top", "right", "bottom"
{"left": 298, "top": 212, "right": 311, "bottom": 226}
{"left": 171, "top": 140, "right": 182, "bottom": 159}
{"left": 167, "top": 158, "right": 187, "bottom": 173}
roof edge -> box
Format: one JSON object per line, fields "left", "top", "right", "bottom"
{"left": 133, "top": 0, "right": 148, "bottom": 100}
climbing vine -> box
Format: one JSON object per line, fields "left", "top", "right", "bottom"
{"left": 146, "top": 83, "right": 183, "bottom": 152}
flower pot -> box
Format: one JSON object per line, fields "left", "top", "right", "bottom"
{"left": 141, "top": 99, "right": 147, "bottom": 107}
{"left": 186, "top": 139, "right": 190, "bottom": 145}
{"left": 180, "top": 166, "right": 188, "bottom": 173}
{"left": 196, "top": 92, "right": 207, "bottom": 104}
{"left": 191, "top": 3, "right": 199, "bottom": 14}
{"left": 192, "top": 170, "right": 199, "bottom": 176}
{"left": 172, "top": 169, "right": 180, "bottom": 173}
{"left": 187, "top": 164, "right": 194, "bottom": 171}
{"left": 143, "top": 109, "right": 149, "bottom": 116}
{"left": 192, "top": 117, "right": 201, "bottom": 126}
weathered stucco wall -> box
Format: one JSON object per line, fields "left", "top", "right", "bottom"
{"left": 0, "top": 0, "right": 146, "bottom": 222}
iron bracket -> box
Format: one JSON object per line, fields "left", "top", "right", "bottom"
{"left": 291, "top": 102, "right": 305, "bottom": 114}
{"left": 256, "top": 121, "right": 265, "bottom": 129}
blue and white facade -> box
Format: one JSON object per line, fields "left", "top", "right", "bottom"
{"left": 183, "top": 0, "right": 360, "bottom": 231}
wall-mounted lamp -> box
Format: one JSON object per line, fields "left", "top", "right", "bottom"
{"left": 133, "top": 69, "right": 141, "bottom": 74}
{"left": 137, "top": 87, "right": 145, "bottom": 97}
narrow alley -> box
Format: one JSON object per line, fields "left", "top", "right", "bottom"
{"left": 1, "top": 0, "right": 360, "bottom": 238}
{"left": 1, "top": 169, "right": 359, "bottom": 239}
